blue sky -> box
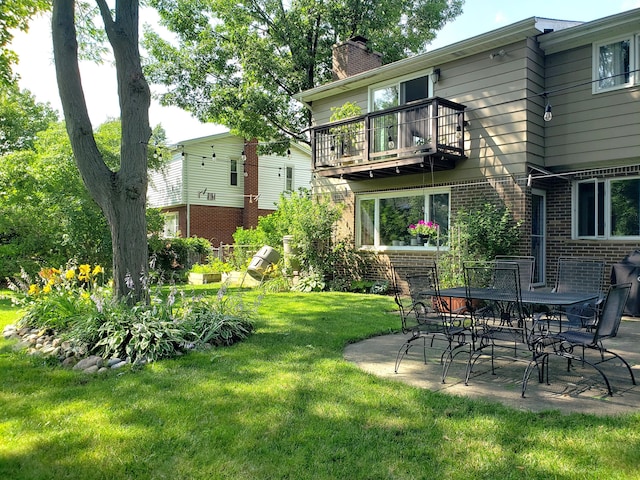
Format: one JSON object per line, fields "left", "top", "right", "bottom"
{"left": 11, "top": 1, "right": 640, "bottom": 144}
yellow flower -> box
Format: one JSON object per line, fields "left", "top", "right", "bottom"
{"left": 81, "top": 292, "right": 90, "bottom": 300}
{"left": 65, "top": 269, "right": 75, "bottom": 280}
{"left": 78, "top": 264, "right": 91, "bottom": 281}
{"left": 43, "top": 284, "right": 52, "bottom": 294}
{"left": 92, "top": 265, "right": 104, "bottom": 276}
{"left": 28, "top": 284, "right": 40, "bottom": 296}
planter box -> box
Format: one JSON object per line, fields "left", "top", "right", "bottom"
{"left": 188, "top": 272, "right": 221, "bottom": 285}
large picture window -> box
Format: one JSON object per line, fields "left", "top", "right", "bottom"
{"left": 357, "top": 189, "right": 450, "bottom": 248}
{"left": 574, "top": 177, "right": 640, "bottom": 239}
{"left": 593, "top": 35, "right": 637, "bottom": 93}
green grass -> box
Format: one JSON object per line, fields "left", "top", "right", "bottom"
{"left": 1, "top": 288, "right": 640, "bottom": 479}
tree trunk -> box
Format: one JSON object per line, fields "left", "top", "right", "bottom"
{"left": 52, "top": 0, "right": 151, "bottom": 301}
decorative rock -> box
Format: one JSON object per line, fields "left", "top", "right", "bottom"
{"left": 110, "top": 361, "right": 127, "bottom": 369}
{"left": 83, "top": 365, "right": 99, "bottom": 374}
{"left": 97, "top": 367, "right": 109, "bottom": 374}
{"left": 62, "top": 356, "right": 78, "bottom": 368}
{"left": 73, "top": 355, "right": 102, "bottom": 371}
{"left": 107, "top": 358, "right": 123, "bottom": 367}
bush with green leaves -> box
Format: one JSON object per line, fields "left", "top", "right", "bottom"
{"left": 148, "top": 235, "right": 213, "bottom": 280}
{"left": 7, "top": 263, "right": 255, "bottom": 363}
{"left": 232, "top": 188, "right": 366, "bottom": 289}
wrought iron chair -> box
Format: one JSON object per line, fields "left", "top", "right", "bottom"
{"left": 495, "top": 255, "right": 535, "bottom": 292}
{"left": 548, "top": 283, "right": 635, "bottom": 396}
{"left": 549, "top": 257, "right": 606, "bottom": 330}
{"left": 392, "top": 265, "right": 471, "bottom": 379}
{"left": 462, "top": 263, "right": 546, "bottom": 388}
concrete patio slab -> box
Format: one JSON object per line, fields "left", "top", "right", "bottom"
{"left": 344, "top": 319, "right": 640, "bottom": 415}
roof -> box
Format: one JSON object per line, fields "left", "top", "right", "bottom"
{"left": 295, "top": 17, "right": 580, "bottom": 104}
{"left": 538, "top": 8, "right": 640, "bottom": 54}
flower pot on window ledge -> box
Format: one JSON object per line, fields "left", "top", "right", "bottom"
{"left": 410, "top": 238, "right": 419, "bottom": 246}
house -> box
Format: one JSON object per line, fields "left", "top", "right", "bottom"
{"left": 148, "top": 131, "right": 312, "bottom": 245}
{"left": 295, "top": 9, "right": 640, "bottom": 287}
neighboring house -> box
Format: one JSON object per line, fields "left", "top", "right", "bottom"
{"left": 295, "top": 9, "right": 640, "bottom": 287}
{"left": 148, "top": 131, "right": 312, "bottom": 245}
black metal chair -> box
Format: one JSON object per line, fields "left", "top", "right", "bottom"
{"left": 495, "top": 255, "right": 535, "bottom": 292}
{"left": 392, "top": 265, "right": 471, "bottom": 379}
{"left": 552, "top": 257, "right": 606, "bottom": 330}
{"left": 463, "top": 263, "right": 527, "bottom": 382}
{"left": 548, "top": 283, "right": 635, "bottom": 396}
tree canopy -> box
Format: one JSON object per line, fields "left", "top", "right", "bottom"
{"left": 0, "top": 0, "right": 49, "bottom": 86}
{"left": 0, "top": 84, "right": 58, "bottom": 154}
{"left": 143, "top": 0, "right": 464, "bottom": 151}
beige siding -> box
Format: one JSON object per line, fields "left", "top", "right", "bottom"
{"left": 311, "top": 90, "right": 368, "bottom": 126}
{"left": 544, "top": 44, "right": 640, "bottom": 169}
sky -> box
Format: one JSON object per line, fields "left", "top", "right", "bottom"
{"left": 10, "top": 1, "right": 640, "bottom": 145}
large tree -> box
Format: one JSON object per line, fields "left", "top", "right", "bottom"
{"left": 143, "top": 0, "right": 464, "bottom": 151}
{"left": 52, "top": 1, "right": 151, "bottom": 301}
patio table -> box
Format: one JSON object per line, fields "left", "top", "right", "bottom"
{"left": 434, "top": 287, "right": 599, "bottom": 308}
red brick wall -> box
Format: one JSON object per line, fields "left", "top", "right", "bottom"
{"left": 332, "top": 39, "right": 382, "bottom": 80}
{"left": 243, "top": 139, "right": 259, "bottom": 229}
{"left": 189, "top": 205, "right": 243, "bottom": 245}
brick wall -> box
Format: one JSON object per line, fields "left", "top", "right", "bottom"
{"left": 243, "top": 139, "right": 259, "bottom": 229}
{"left": 189, "top": 204, "right": 243, "bottom": 245}
{"left": 544, "top": 166, "right": 640, "bottom": 289}
{"left": 332, "top": 38, "right": 382, "bottom": 80}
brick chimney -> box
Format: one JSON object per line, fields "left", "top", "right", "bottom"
{"left": 332, "top": 36, "right": 382, "bottom": 80}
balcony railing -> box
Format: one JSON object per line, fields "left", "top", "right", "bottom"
{"left": 311, "top": 97, "right": 466, "bottom": 179}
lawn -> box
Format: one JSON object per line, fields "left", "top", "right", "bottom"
{"left": 1, "top": 288, "right": 639, "bottom": 479}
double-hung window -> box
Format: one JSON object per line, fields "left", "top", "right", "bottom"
{"left": 593, "top": 34, "right": 638, "bottom": 93}
{"left": 574, "top": 177, "right": 640, "bottom": 239}
{"left": 357, "top": 188, "right": 450, "bottom": 248}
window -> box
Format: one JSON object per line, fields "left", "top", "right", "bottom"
{"left": 356, "top": 189, "right": 450, "bottom": 248}
{"left": 285, "top": 166, "right": 294, "bottom": 192}
{"left": 593, "top": 35, "right": 637, "bottom": 93}
{"left": 574, "top": 177, "right": 640, "bottom": 239}
{"left": 230, "top": 159, "right": 238, "bottom": 186}
{"left": 369, "top": 72, "right": 434, "bottom": 112}
{"left": 162, "top": 212, "right": 179, "bottom": 238}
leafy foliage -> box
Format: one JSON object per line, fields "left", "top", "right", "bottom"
{"left": 0, "top": 84, "right": 58, "bottom": 154}
{"left": 0, "top": 120, "right": 167, "bottom": 281}
{"left": 143, "top": 0, "right": 464, "bottom": 150}
{"left": 437, "top": 202, "right": 523, "bottom": 287}
{"left": 148, "top": 236, "right": 213, "bottom": 280}
{"left": 8, "top": 264, "right": 255, "bottom": 363}
{"left": 0, "top": 0, "right": 49, "bottom": 86}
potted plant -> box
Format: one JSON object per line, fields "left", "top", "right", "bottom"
{"left": 329, "top": 102, "right": 363, "bottom": 159}
{"left": 407, "top": 220, "right": 439, "bottom": 246}
{"left": 188, "top": 258, "right": 232, "bottom": 284}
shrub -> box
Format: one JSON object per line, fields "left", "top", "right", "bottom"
{"left": 7, "top": 262, "right": 256, "bottom": 364}
{"left": 148, "top": 236, "right": 213, "bottom": 279}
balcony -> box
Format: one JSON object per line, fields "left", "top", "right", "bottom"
{"left": 311, "top": 97, "right": 466, "bottom": 180}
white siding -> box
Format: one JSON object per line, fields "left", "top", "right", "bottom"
{"left": 147, "top": 154, "right": 183, "bottom": 207}
{"left": 257, "top": 146, "right": 313, "bottom": 210}
{"left": 185, "top": 137, "right": 246, "bottom": 208}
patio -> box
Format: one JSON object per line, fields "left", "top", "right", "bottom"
{"left": 345, "top": 317, "right": 640, "bottom": 415}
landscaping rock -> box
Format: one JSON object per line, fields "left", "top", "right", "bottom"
{"left": 62, "top": 357, "right": 78, "bottom": 368}
{"left": 107, "top": 358, "right": 123, "bottom": 367}
{"left": 110, "top": 361, "right": 127, "bottom": 369}
{"left": 73, "top": 355, "right": 102, "bottom": 371}
{"left": 83, "top": 365, "right": 99, "bottom": 374}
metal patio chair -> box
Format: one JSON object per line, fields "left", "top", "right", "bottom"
{"left": 548, "top": 282, "right": 635, "bottom": 396}
{"left": 392, "top": 265, "right": 471, "bottom": 379}
{"left": 462, "top": 263, "right": 530, "bottom": 383}
{"left": 495, "top": 255, "right": 535, "bottom": 292}
{"left": 550, "top": 257, "right": 606, "bottom": 330}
